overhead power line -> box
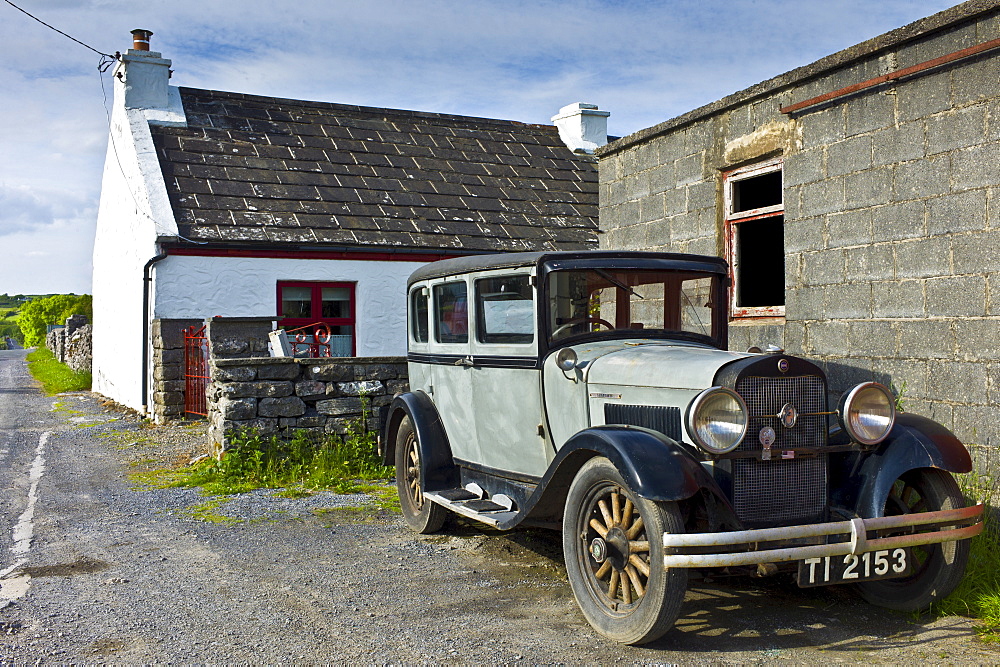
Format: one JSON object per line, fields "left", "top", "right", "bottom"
{"left": 3, "top": 0, "right": 113, "bottom": 58}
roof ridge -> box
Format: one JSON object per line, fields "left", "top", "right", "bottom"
{"left": 178, "top": 86, "right": 557, "bottom": 133}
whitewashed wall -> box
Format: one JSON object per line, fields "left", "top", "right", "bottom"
{"left": 91, "top": 52, "right": 182, "bottom": 413}
{"left": 153, "top": 255, "right": 426, "bottom": 356}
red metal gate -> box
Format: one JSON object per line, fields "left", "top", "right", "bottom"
{"left": 183, "top": 325, "right": 209, "bottom": 417}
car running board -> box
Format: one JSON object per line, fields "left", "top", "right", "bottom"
{"left": 424, "top": 488, "right": 519, "bottom": 527}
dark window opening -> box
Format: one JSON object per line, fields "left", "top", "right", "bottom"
{"left": 732, "top": 170, "right": 782, "bottom": 214}
{"left": 735, "top": 215, "right": 785, "bottom": 307}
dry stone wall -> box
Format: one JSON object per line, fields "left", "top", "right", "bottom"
{"left": 207, "top": 356, "right": 408, "bottom": 453}
{"left": 45, "top": 315, "right": 92, "bottom": 374}
{"left": 150, "top": 318, "right": 200, "bottom": 422}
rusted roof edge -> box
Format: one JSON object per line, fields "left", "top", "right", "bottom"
{"left": 596, "top": 0, "right": 1000, "bottom": 158}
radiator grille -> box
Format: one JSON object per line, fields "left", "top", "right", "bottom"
{"left": 604, "top": 404, "right": 682, "bottom": 441}
{"left": 733, "top": 375, "right": 828, "bottom": 526}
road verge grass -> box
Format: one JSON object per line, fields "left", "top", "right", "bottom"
{"left": 164, "top": 398, "right": 396, "bottom": 515}
{"left": 26, "top": 347, "right": 91, "bottom": 394}
{"left": 933, "top": 445, "right": 1000, "bottom": 641}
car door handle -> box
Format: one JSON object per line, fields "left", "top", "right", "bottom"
{"left": 453, "top": 356, "right": 474, "bottom": 367}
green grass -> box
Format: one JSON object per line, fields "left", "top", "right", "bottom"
{"left": 173, "top": 425, "right": 392, "bottom": 496}
{"left": 166, "top": 392, "right": 394, "bottom": 509}
{"left": 933, "top": 447, "right": 1000, "bottom": 641}
{"left": 26, "top": 348, "right": 91, "bottom": 394}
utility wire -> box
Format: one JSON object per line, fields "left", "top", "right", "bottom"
{"left": 3, "top": 0, "right": 207, "bottom": 245}
{"left": 3, "top": 0, "right": 113, "bottom": 58}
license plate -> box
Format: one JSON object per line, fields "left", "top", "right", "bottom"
{"left": 797, "top": 548, "right": 911, "bottom": 587}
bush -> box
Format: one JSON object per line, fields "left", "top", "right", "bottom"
{"left": 16, "top": 294, "right": 92, "bottom": 347}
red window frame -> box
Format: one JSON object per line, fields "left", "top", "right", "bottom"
{"left": 723, "top": 158, "right": 785, "bottom": 320}
{"left": 276, "top": 281, "right": 356, "bottom": 356}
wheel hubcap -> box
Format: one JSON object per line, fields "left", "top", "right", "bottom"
{"left": 582, "top": 484, "right": 651, "bottom": 609}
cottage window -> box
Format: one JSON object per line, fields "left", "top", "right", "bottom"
{"left": 277, "top": 281, "right": 356, "bottom": 356}
{"left": 724, "top": 159, "right": 785, "bottom": 319}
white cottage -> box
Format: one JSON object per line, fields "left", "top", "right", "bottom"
{"left": 92, "top": 30, "right": 605, "bottom": 421}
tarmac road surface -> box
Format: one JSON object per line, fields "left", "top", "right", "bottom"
{"left": 0, "top": 348, "right": 997, "bottom": 662}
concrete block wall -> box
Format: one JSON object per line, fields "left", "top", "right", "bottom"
{"left": 599, "top": 3, "right": 1000, "bottom": 451}
{"left": 207, "top": 356, "right": 408, "bottom": 453}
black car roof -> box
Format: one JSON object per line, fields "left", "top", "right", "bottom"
{"left": 407, "top": 251, "right": 728, "bottom": 286}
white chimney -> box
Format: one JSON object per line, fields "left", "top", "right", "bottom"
{"left": 114, "top": 29, "right": 171, "bottom": 109}
{"left": 551, "top": 103, "right": 610, "bottom": 153}
{"left": 112, "top": 29, "right": 185, "bottom": 126}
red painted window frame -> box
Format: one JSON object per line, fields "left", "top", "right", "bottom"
{"left": 276, "top": 281, "right": 357, "bottom": 356}
{"left": 722, "top": 158, "right": 785, "bottom": 320}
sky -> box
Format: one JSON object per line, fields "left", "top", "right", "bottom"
{"left": 0, "top": 0, "right": 960, "bottom": 295}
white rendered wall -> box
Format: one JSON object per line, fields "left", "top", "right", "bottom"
{"left": 91, "top": 62, "right": 182, "bottom": 413}
{"left": 153, "top": 255, "right": 427, "bottom": 356}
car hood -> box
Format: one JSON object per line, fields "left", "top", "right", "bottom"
{"left": 578, "top": 340, "right": 751, "bottom": 390}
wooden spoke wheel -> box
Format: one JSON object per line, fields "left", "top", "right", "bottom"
{"left": 394, "top": 416, "right": 446, "bottom": 534}
{"left": 563, "top": 457, "right": 686, "bottom": 645}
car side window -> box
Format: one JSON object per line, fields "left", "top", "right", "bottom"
{"left": 475, "top": 275, "right": 533, "bottom": 344}
{"left": 434, "top": 281, "right": 468, "bottom": 344}
{"left": 410, "top": 286, "right": 429, "bottom": 343}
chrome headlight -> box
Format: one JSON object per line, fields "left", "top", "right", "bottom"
{"left": 839, "top": 382, "right": 895, "bottom": 445}
{"left": 686, "top": 387, "right": 748, "bottom": 454}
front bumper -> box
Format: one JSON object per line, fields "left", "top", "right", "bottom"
{"left": 661, "top": 504, "right": 984, "bottom": 568}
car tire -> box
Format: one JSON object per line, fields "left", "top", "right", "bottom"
{"left": 563, "top": 456, "right": 687, "bottom": 645}
{"left": 395, "top": 416, "right": 447, "bottom": 534}
{"left": 856, "top": 468, "right": 971, "bottom": 612}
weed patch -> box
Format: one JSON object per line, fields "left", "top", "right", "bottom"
{"left": 181, "top": 497, "right": 240, "bottom": 524}
{"left": 171, "top": 399, "right": 392, "bottom": 501}
{"left": 27, "top": 348, "right": 91, "bottom": 394}
{"left": 933, "top": 445, "right": 1000, "bottom": 641}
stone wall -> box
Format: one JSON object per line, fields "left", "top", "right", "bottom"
{"left": 45, "top": 315, "right": 92, "bottom": 374}
{"left": 150, "top": 318, "right": 201, "bottom": 422}
{"left": 598, "top": 4, "right": 1000, "bottom": 452}
{"left": 207, "top": 356, "right": 407, "bottom": 453}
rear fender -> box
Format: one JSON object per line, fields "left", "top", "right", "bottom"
{"left": 381, "top": 392, "right": 460, "bottom": 492}
{"left": 852, "top": 413, "right": 972, "bottom": 518}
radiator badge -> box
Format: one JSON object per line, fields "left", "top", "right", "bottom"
{"left": 759, "top": 427, "right": 775, "bottom": 460}
{"left": 779, "top": 402, "right": 798, "bottom": 429}
{"left": 777, "top": 358, "right": 789, "bottom": 373}
{"left": 589, "top": 392, "right": 622, "bottom": 400}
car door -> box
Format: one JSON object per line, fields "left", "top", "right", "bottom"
{"left": 425, "top": 278, "right": 480, "bottom": 465}
{"left": 469, "top": 271, "right": 551, "bottom": 478}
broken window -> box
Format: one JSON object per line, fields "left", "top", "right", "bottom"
{"left": 724, "top": 159, "right": 785, "bottom": 319}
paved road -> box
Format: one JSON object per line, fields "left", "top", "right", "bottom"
{"left": 0, "top": 349, "right": 997, "bottom": 662}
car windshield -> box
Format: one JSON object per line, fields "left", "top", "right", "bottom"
{"left": 547, "top": 268, "right": 720, "bottom": 344}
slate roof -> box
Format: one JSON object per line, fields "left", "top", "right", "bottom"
{"left": 149, "top": 88, "right": 599, "bottom": 254}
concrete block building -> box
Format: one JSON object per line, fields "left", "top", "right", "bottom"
{"left": 597, "top": 0, "right": 1000, "bottom": 453}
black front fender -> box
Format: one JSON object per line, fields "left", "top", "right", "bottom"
{"left": 851, "top": 413, "right": 972, "bottom": 518}
{"left": 522, "top": 425, "right": 736, "bottom": 529}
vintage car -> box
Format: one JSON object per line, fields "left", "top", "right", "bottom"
{"left": 380, "top": 250, "right": 983, "bottom": 645}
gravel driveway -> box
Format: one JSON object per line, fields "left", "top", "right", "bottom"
{"left": 0, "top": 353, "right": 997, "bottom": 662}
